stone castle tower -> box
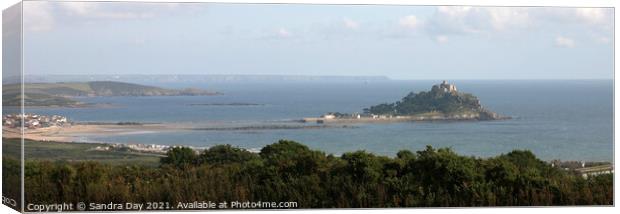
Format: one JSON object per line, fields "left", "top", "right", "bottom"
{"left": 432, "top": 80, "right": 458, "bottom": 93}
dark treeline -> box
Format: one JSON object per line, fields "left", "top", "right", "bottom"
{"left": 6, "top": 140, "right": 613, "bottom": 208}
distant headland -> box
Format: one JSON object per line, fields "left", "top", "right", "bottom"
{"left": 304, "top": 81, "right": 510, "bottom": 123}
{"left": 2, "top": 81, "right": 220, "bottom": 107}
{"left": 5, "top": 74, "right": 391, "bottom": 84}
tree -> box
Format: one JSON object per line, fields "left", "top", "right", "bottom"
{"left": 15, "top": 140, "right": 614, "bottom": 208}
{"left": 198, "top": 144, "right": 258, "bottom": 165}
{"left": 260, "top": 140, "right": 326, "bottom": 176}
{"left": 366, "top": 87, "right": 483, "bottom": 116}
{"left": 160, "top": 147, "right": 197, "bottom": 168}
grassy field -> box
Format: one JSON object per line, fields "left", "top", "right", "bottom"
{"left": 2, "top": 138, "right": 161, "bottom": 167}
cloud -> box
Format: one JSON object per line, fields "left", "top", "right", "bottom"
{"left": 59, "top": 2, "right": 96, "bottom": 15}
{"left": 131, "top": 37, "right": 147, "bottom": 46}
{"left": 429, "top": 6, "right": 531, "bottom": 35}
{"left": 427, "top": 7, "right": 611, "bottom": 36}
{"left": 437, "top": 6, "right": 473, "bottom": 18}
{"left": 435, "top": 35, "right": 449, "bottom": 44}
{"left": 486, "top": 7, "right": 531, "bottom": 31}
{"left": 595, "top": 36, "right": 611, "bottom": 44}
{"left": 428, "top": 6, "right": 486, "bottom": 35}
{"left": 277, "top": 28, "right": 293, "bottom": 38}
{"left": 399, "top": 15, "right": 422, "bottom": 29}
{"left": 343, "top": 18, "right": 360, "bottom": 30}
{"left": 23, "top": 1, "right": 191, "bottom": 32}
{"left": 397, "top": 7, "right": 531, "bottom": 41}
{"left": 555, "top": 36, "right": 575, "bottom": 48}
{"left": 23, "top": 1, "right": 55, "bottom": 32}
{"left": 58, "top": 2, "right": 155, "bottom": 19}
{"left": 574, "top": 8, "right": 609, "bottom": 24}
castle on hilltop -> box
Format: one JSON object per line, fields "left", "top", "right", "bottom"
{"left": 432, "top": 80, "right": 458, "bottom": 93}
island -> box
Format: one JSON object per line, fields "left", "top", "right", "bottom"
{"left": 2, "top": 81, "right": 220, "bottom": 107}
{"left": 304, "top": 81, "right": 510, "bottom": 123}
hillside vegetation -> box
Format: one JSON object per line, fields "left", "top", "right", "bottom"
{"left": 4, "top": 139, "right": 612, "bottom": 209}
{"left": 2, "top": 138, "right": 161, "bottom": 167}
{"left": 2, "top": 81, "right": 218, "bottom": 107}
{"left": 365, "top": 82, "right": 503, "bottom": 120}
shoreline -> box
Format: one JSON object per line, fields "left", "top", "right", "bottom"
{"left": 302, "top": 115, "right": 512, "bottom": 124}
{"left": 3, "top": 123, "right": 176, "bottom": 143}
{"left": 1, "top": 117, "right": 609, "bottom": 163}
{"left": 2, "top": 122, "right": 357, "bottom": 154}
{"left": 4, "top": 121, "right": 360, "bottom": 143}
{"left": 3, "top": 136, "right": 613, "bottom": 171}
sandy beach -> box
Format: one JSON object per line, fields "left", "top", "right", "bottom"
{"left": 2, "top": 121, "right": 354, "bottom": 144}
{"left": 3, "top": 123, "right": 177, "bottom": 143}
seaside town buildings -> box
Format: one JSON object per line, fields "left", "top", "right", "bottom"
{"left": 550, "top": 160, "right": 615, "bottom": 179}
{"left": 91, "top": 143, "right": 171, "bottom": 154}
{"left": 2, "top": 114, "right": 69, "bottom": 129}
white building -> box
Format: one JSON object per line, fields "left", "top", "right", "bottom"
{"left": 321, "top": 114, "right": 336, "bottom": 119}
{"left": 439, "top": 80, "right": 457, "bottom": 93}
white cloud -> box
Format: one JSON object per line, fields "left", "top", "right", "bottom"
{"left": 430, "top": 6, "right": 532, "bottom": 35}
{"left": 594, "top": 35, "right": 611, "bottom": 44}
{"left": 426, "top": 6, "right": 611, "bottom": 38}
{"left": 58, "top": 1, "right": 155, "bottom": 19}
{"left": 533, "top": 8, "right": 612, "bottom": 30}
{"left": 59, "top": 2, "right": 97, "bottom": 15}
{"left": 437, "top": 6, "right": 473, "bottom": 18}
{"left": 486, "top": 7, "right": 531, "bottom": 31}
{"left": 399, "top": 15, "right": 422, "bottom": 29}
{"left": 131, "top": 37, "right": 147, "bottom": 46}
{"left": 574, "top": 8, "right": 608, "bottom": 24}
{"left": 277, "top": 28, "right": 292, "bottom": 38}
{"left": 22, "top": 1, "right": 174, "bottom": 32}
{"left": 555, "top": 36, "right": 575, "bottom": 48}
{"left": 435, "top": 35, "right": 449, "bottom": 44}
{"left": 23, "top": 1, "right": 55, "bottom": 32}
{"left": 343, "top": 18, "right": 360, "bottom": 30}
{"left": 430, "top": 6, "right": 485, "bottom": 35}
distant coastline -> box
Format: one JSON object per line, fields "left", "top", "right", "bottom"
{"left": 2, "top": 81, "right": 220, "bottom": 107}
{"left": 9, "top": 74, "right": 391, "bottom": 84}
{"left": 189, "top": 102, "right": 264, "bottom": 106}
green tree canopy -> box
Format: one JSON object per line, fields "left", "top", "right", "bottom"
{"left": 160, "top": 147, "right": 197, "bottom": 168}
{"left": 198, "top": 144, "right": 258, "bottom": 165}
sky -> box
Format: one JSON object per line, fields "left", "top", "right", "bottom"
{"left": 17, "top": 1, "right": 615, "bottom": 80}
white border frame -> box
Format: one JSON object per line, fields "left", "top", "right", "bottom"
{"left": 1, "top": 1, "right": 617, "bottom": 214}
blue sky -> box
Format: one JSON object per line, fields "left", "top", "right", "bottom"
{"left": 20, "top": 1, "right": 614, "bottom": 80}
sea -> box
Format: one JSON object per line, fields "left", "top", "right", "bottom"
{"left": 23, "top": 80, "right": 613, "bottom": 162}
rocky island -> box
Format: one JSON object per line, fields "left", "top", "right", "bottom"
{"left": 303, "top": 81, "right": 510, "bottom": 124}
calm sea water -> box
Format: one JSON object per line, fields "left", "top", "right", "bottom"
{"left": 24, "top": 80, "right": 613, "bottom": 161}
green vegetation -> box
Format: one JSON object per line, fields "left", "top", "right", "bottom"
{"left": 365, "top": 90, "right": 479, "bottom": 115}
{"left": 2, "top": 142, "right": 21, "bottom": 211}
{"left": 3, "top": 138, "right": 161, "bottom": 167}
{"left": 3, "top": 139, "right": 612, "bottom": 209}
{"left": 364, "top": 83, "right": 502, "bottom": 120}
{"left": 2, "top": 91, "right": 81, "bottom": 107}
{"left": 2, "top": 81, "right": 218, "bottom": 107}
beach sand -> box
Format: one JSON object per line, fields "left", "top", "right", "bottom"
{"left": 3, "top": 115, "right": 491, "bottom": 143}
{"left": 2, "top": 121, "right": 350, "bottom": 143}
{"left": 3, "top": 124, "right": 177, "bottom": 143}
